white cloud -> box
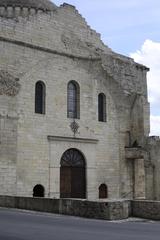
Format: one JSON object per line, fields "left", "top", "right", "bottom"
{"left": 150, "top": 115, "right": 160, "bottom": 136}
{"left": 130, "top": 40, "right": 160, "bottom": 136}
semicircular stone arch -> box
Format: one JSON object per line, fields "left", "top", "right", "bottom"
{"left": 99, "top": 183, "right": 108, "bottom": 199}
{"left": 60, "top": 148, "right": 86, "bottom": 167}
{"left": 33, "top": 184, "right": 45, "bottom": 197}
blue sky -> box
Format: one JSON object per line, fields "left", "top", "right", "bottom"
{"left": 53, "top": 0, "right": 160, "bottom": 55}
{"left": 52, "top": 0, "right": 160, "bottom": 135}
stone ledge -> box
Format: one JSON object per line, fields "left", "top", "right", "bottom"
{"left": 0, "top": 36, "right": 101, "bottom": 61}
{"left": 125, "top": 147, "right": 147, "bottom": 159}
{"left": 48, "top": 136, "right": 99, "bottom": 144}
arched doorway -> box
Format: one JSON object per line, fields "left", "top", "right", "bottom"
{"left": 60, "top": 148, "right": 86, "bottom": 199}
{"left": 33, "top": 184, "right": 45, "bottom": 197}
{"left": 99, "top": 184, "right": 108, "bottom": 199}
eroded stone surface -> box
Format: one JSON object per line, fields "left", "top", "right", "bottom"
{"left": 0, "top": 0, "right": 157, "bottom": 202}
{"left": 0, "top": 70, "right": 20, "bottom": 96}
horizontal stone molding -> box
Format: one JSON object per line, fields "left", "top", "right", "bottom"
{"left": 48, "top": 135, "right": 98, "bottom": 144}
{"left": 0, "top": 36, "right": 101, "bottom": 61}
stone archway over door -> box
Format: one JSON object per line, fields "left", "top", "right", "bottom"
{"left": 60, "top": 148, "right": 86, "bottom": 199}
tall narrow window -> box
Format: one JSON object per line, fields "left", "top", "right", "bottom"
{"left": 67, "top": 81, "right": 80, "bottom": 119}
{"left": 98, "top": 93, "right": 106, "bottom": 122}
{"left": 35, "top": 81, "right": 45, "bottom": 114}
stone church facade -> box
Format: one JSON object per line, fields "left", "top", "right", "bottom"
{"left": 0, "top": 0, "right": 159, "bottom": 201}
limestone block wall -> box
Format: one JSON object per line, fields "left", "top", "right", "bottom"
{"left": 0, "top": 37, "right": 121, "bottom": 199}
{"left": 101, "top": 53, "right": 150, "bottom": 199}
{"left": 0, "top": 4, "right": 150, "bottom": 200}
{"left": 145, "top": 137, "right": 160, "bottom": 200}
{"left": 0, "top": 4, "right": 110, "bottom": 60}
{"left": 15, "top": 49, "right": 120, "bottom": 199}
{"left": 102, "top": 54, "right": 150, "bottom": 140}
{"left": 0, "top": 95, "right": 18, "bottom": 195}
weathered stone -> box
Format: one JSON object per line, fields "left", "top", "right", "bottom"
{"left": 0, "top": 195, "right": 131, "bottom": 220}
{"left": 134, "top": 158, "right": 146, "bottom": 199}
{"left": 0, "top": 70, "right": 20, "bottom": 96}
{"left": 132, "top": 200, "right": 160, "bottom": 220}
{"left": 0, "top": 0, "right": 157, "bottom": 204}
{"left": 125, "top": 147, "right": 147, "bottom": 160}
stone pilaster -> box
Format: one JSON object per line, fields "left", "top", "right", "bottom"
{"left": 134, "top": 158, "right": 146, "bottom": 199}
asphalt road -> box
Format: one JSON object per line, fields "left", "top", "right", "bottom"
{"left": 0, "top": 208, "right": 160, "bottom": 240}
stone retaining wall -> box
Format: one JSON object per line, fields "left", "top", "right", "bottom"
{"left": 0, "top": 196, "right": 131, "bottom": 220}
{"left": 2, "top": 196, "right": 160, "bottom": 220}
{"left": 132, "top": 200, "right": 160, "bottom": 220}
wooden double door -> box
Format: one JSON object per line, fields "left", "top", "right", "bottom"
{"left": 60, "top": 149, "right": 86, "bottom": 199}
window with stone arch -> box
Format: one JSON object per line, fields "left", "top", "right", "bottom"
{"left": 35, "top": 81, "right": 46, "bottom": 114}
{"left": 98, "top": 93, "right": 106, "bottom": 122}
{"left": 99, "top": 184, "right": 108, "bottom": 199}
{"left": 67, "top": 80, "right": 80, "bottom": 119}
{"left": 33, "top": 184, "right": 45, "bottom": 198}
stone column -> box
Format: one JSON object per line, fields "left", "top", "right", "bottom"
{"left": 134, "top": 158, "right": 146, "bottom": 199}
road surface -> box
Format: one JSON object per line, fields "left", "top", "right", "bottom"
{"left": 0, "top": 208, "right": 160, "bottom": 240}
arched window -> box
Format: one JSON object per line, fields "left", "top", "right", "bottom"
{"left": 35, "top": 81, "right": 45, "bottom": 114}
{"left": 33, "top": 184, "right": 45, "bottom": 197}
{"left": 99, "top": 184, "right": 108, "bottom": 199}
{"left": 67, "top": 81, "right": 80, "bottom": 119}
{"left": 98, "top": 93, "right": 106, "bottom": 122}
